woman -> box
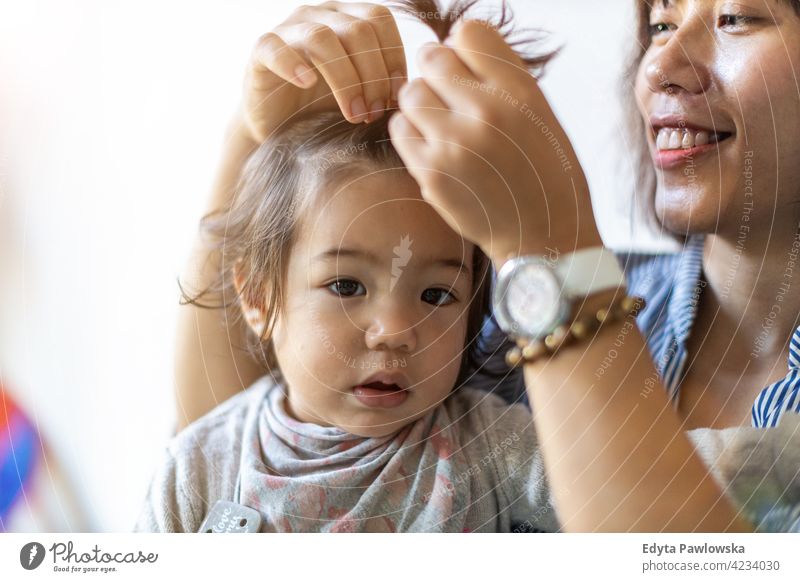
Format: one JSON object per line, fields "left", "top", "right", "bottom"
{"left": 174, "top": 0, "right": 800, "bottom": 531}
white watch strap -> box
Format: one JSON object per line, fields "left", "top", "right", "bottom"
{"left": 554, "top": 246, "right": 625, "bottom": 297}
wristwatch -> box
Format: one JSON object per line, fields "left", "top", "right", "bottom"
{"left": 492, "top": 246, "right": 626, "bottom": 341}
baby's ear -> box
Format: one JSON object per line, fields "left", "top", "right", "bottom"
{"left": 233, "top": 259, "right": 266, "bottom": 337}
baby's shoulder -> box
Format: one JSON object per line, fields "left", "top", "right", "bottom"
{"left": 171, "top": 376, "right": 271, "bottom": 452}
{"left": 136, "top": 376, "right": 276, "bottom": 532}
{"left": 165, "top": 376, "right": 276, "bottom": 509}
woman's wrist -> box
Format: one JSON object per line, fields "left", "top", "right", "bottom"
{"left": 489, "top": 228, "right": 604, "bottom": 271}
{"left": 505, "top": 287, "right": 638, "bottom": 368}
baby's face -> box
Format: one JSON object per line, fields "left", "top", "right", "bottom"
{"left": 271, "top": 170, "right": 476, "bottom": 437}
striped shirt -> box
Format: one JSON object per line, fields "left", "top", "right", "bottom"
{"left": 620, "top": 234, "right": 800, "bottom": 427}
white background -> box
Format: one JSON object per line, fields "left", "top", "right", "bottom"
{"left": 0, "top": 0, "right": 659, "bottom": 531}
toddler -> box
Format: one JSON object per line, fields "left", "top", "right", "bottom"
{"left": 135, "top": 1, "right": 560, "bottom": 533}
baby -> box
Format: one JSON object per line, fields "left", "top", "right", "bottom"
{"left": 134, "top": 1, "right": 560, "bottom": 533}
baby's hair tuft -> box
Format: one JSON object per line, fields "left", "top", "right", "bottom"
{"left": 387, "top": 0, "right": 556, "bottom": 75}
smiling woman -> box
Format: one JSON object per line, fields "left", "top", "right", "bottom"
{"left": 621, "top": 0, "right": 800, "bottom": 429}
{"left": 628, "top": 0, "right": 800, "bottom": 236}
{"left": 519, "top": 0, "right": 800, "bottom": 531}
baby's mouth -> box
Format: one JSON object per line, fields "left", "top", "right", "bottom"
{"left": 351, "top": 382, "right": 409, "bottom": 409}
{"left": 353, "top": 381, "right": 405, "bottom": 394}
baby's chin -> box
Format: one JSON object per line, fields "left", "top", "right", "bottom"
{"left": 337, "top": 409, "right": 429, "bottom": 439}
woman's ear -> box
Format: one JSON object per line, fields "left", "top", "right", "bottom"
{"left": 233, "top": 259, "right": 266, "bottom": 337}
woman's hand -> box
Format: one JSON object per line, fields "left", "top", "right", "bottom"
{"left": 243, "top": 1, "right": 407, "bottom": 142}
{"left": 388, "top": 20, "right": 602, "bottom": 266}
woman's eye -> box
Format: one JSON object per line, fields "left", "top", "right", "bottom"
{"left": 718, "top": 14, "right": 754, "bottom": 28}
{"left": 422, "top": 288, "right": 457, "bottom": 306}
{"left": 648, "top": 21, "right": 675, "bottom": 38}
{"left": 327, "top": 279, "right": 365, "bottom": 297}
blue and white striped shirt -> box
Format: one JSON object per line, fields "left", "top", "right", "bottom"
{"left": 621, "top": 234, "right": 800, "bottom": 428}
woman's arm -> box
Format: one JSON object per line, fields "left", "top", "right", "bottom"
{"left": 519, "top": 289, "right": 753, "bottom": 532}
{"left": 174, "top": 114, "right": 263, "bottom": 431}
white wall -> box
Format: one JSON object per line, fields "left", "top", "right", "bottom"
{"left": 0, "top": 0, "right": 658, "bottom": 531}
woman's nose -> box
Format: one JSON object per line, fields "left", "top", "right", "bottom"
{"left": 644, "top": 20, "right": 712, "bottom": 96}
{"left": 364, "top": 302, "right": 419, "bottom": 353}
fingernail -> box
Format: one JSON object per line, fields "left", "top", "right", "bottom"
{"left": 350, "top": 95, "right": 368, "bottom": 122}
{"left": 294, "top": 64, "right": 316, "bottom": 87}
{"left": 368, "top": 100, "right": 385, "bottom": 122}
{"left": 390, "top": 70, "right": 405, "bottom": 102}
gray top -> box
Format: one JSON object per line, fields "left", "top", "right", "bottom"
{"left": 134, "top": 375, "right": 800, "bottom": 532}
{"left": 135, "top": 375, "right": 559, "bottom": 532}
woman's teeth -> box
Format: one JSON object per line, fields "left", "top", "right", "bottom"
{"left": 656, "top": 128, "right": 714, "bottom": 151}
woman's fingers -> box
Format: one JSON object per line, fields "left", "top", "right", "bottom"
{"left": 414, "top": 42, "right": 487, "bottom": 115}
{"left": 334, "top": 18, "right": 390, "bottom": 119}
{"left": 251, "top": 32, "right": 318, "bottom": 89}
{"left": 301, "top": 8, "right": 391, "bottom": 121}
{"left": 330, "top": 2, "right": 407, "bottom": 103}
{"left": 396, "top": 77, "right": 452, "bottom": 138}
{"left": 249, "top": 2, "right": 407, "bottom": 125}
{"left": 280, "top": 21, "right": 369, "bottom": 122}
{"left": 388, "top": 112, "right": 429, "bottom": 177}
{"left": 450, "top": 20, "right": 531, "bottom": 88}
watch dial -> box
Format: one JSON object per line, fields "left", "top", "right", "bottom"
{"left": 506, "top": 263, "right": 562, "bottom": 336}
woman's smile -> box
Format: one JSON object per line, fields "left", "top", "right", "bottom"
{"left": 652, "top": 129, "right": 734, "bottom": 170}
{"left": 648, "top": 113, "right": 736, "bottom": 170}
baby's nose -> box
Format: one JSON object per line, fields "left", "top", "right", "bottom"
{"left": 364, "top": 304, "right": 419, "bottom": 353}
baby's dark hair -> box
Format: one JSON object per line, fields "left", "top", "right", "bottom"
{"left": 182, "top": 0, "right": 555, "bottom": 391}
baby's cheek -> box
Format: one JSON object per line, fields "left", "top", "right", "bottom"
{"left": 421, "top": 316, "right": 468, "bottom": 370}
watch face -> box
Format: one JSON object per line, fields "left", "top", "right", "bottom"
{"left": 498, "top": 259, "right": 565, "bottom": 338}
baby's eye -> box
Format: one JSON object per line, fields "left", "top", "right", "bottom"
{"left": 327, "top": 279, "right": 365, "bottom": 297}
{"left": 422, "top": 287, "right": 457, "bottom": 306}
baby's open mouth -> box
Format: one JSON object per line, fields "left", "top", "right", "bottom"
{"left": 352, "top": 381, "right": 409, "bottom": 409}
{"left": 354, "top": 381, "right": 404, "bottom": 393}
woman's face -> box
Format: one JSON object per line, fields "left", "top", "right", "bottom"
{"left": 268, "top": 170, "right": 475, "bottom": 438}
{"left": 634, "top": 0, "right": 800, "bottom": 235}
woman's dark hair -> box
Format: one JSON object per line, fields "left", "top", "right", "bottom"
{"left": 181, "top": 0, "right": 556, "bottom": 394}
